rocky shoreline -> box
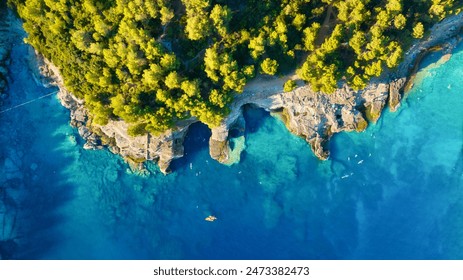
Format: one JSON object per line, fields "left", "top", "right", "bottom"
{"left": 32, "top": 54, "right": 195, "bottom": 174}
{"left": 209, "top": 13, "right": 463, "bottom": 165}
{"left": 32, "top": 12, "right": 463, "bottom": 174}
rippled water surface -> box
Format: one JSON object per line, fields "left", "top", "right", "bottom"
{"left": 0, "top": 27, "right": 462, "bottom": 259}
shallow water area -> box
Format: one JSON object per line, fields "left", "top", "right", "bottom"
{"left": 0, "top": 25, "right": 462, "bottom": 259}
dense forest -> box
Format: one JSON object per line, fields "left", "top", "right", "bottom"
{"left": 7, "top": 0, "right": 462, "bottom": 135}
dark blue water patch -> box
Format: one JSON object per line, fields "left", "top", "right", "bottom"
{"left": 0, "top": 43, "right": 78, "bottom": 258}
{"left": 170, "top": 122, "right": 211, "bottom": 173}
{"left": 228, "top": 128, "right": 241, "bottom": 138}
{"left": 243, "top": 105, "right": 272, "bottom": 134}
{"left": 418, "top": 50, "right": 447, "bottom": 69}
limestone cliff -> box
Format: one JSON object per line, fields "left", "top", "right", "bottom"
{"left": 32, "top": 12, "right": 463, "bottom": 174}
{"left": 33, "top": 54, "right": 195, "bottom": 174}
{"left": 210, "top": 12, "right": 463, "bottom": 164}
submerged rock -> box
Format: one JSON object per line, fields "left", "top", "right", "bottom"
{"left": 225, "top": 136, "right": 246, "bottom": 165}
{"left": 30, "top": 162, "right": 38, "bottom": 171}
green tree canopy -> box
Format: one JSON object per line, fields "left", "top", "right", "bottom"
{"left": 8, "top": 0, "right": 462, "bottom": 134}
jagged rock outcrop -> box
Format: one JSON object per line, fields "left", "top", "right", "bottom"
{"left": 211, "top": 79, "right": 375, "bottom": 161}
{"left": 388, "top": 78, "right": 406, "bottom": 112}
{"left": 32, "top": 53, "right": 194, "bottom": 174}
{"left": 29, "top": 11, "right": 463, "bottom": 173}
{"left": 97, "top": 118, "right": 194, "bottom": 173}
{"left": 209, "top": 12, "right": 463, "bottom": 163}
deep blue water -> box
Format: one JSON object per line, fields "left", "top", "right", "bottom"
{"left": 0, "top": 28, "right": 462, "bottom": 260}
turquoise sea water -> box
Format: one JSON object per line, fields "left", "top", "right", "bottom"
{"left": 0, "top": 29, "right": 462, "bottom": 259}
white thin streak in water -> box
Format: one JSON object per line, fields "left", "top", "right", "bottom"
{"left": 0, "top": 91, "right": 58, "bottom": 114}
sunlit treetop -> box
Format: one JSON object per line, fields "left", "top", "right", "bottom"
{"left": 7, "top": 0, "right": 462, "bottom": 134}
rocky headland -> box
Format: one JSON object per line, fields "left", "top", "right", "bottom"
{"left": 31, "top": 12, "right": 463, "bottom": 174}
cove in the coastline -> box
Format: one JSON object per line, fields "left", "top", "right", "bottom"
{"left": 39, "top": 11, "right": 462, "bottom": 175}
{"left": 1, "top": 15, "right": 463, "bottom": 259}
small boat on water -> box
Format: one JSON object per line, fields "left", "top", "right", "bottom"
{"left": 205, "top": 215, "right": 217, "bottom": 222}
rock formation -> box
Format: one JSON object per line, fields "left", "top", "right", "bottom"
{"left": 32, "top": 53, "right": 196, "bottom": 174}
{"left": 31, "top": 12, "right": 463, "bottom": 174}
{"left": 209, "top": 12, "right": 463, "bottom": 164}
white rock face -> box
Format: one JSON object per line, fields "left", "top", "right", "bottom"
{"left": 98, "top": 118, "right": 193, "bottom": 173}
{"left": 34, "top": 53, "right": 194, "bottom": 174}
{"left": 31, "top": 12, "right": 463, "bottom": 173}
{"left": 209, "top": 12, "right": 463, "bottom": 163}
